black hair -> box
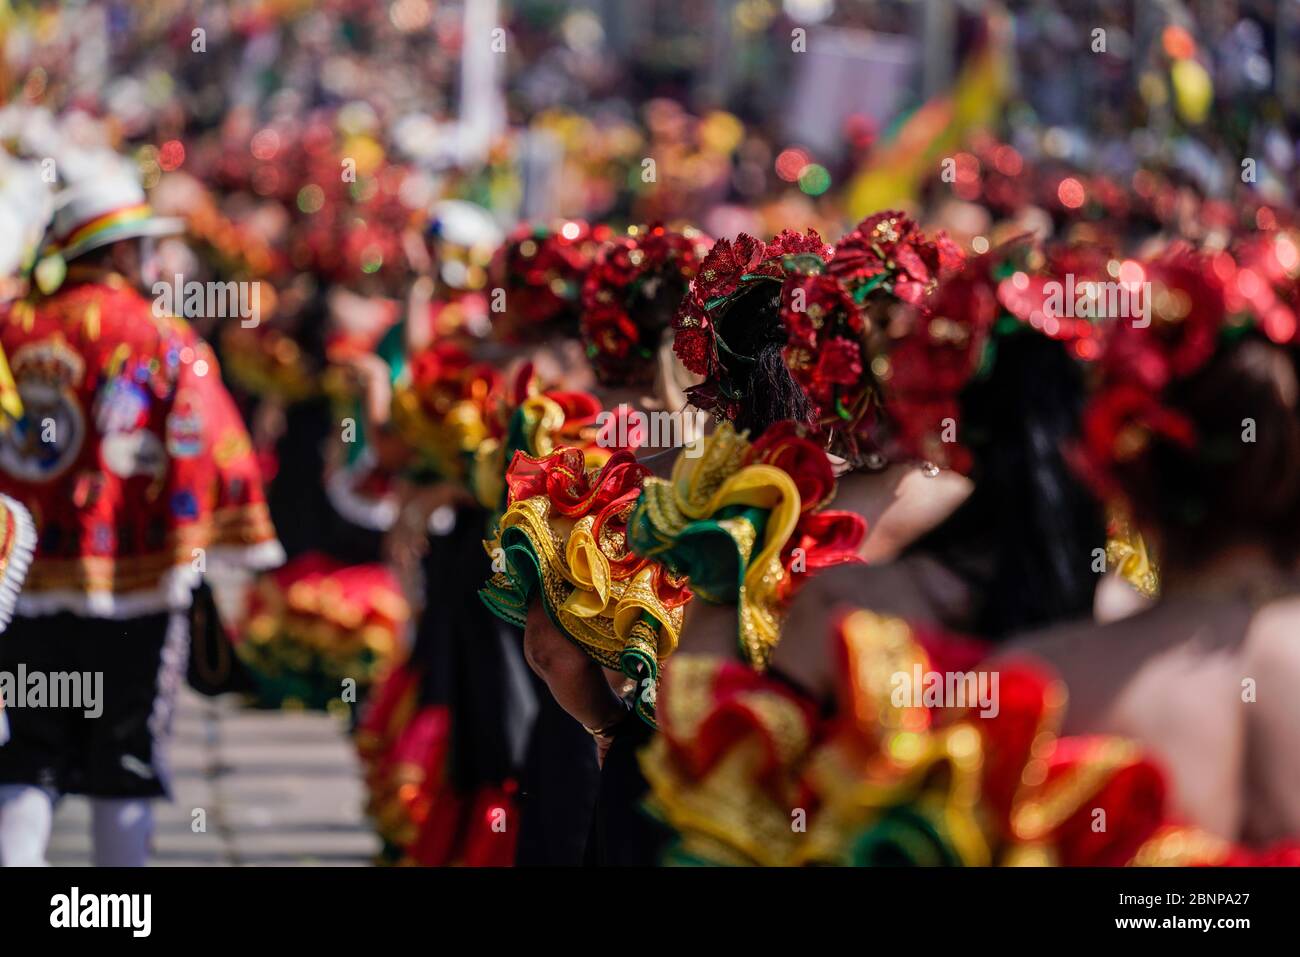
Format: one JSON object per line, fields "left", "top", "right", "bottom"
{"left": 714, "top": 282, "right": 816, "bottom": 434}
{"left": 908, "top": 330, "right": 1106, "bottom": 638}
{"left": 619, "top": 267, "right": 693, "bottom": 383}
{"left": 1126, "top": 334, "right": 1300, "bottom": 570}
{"left": 707, "top": 275, "right": 1105, "bottom": 638}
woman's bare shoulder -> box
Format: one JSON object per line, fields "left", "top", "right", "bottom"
{"left": 1001, "top": 610, "right": 1138, "bottom": 664}
{"left": 997, "top": 602, "right": 1234, "bottom": 712}
{"left": 1243, "top": 595, "right": 1300, "bottom": 678}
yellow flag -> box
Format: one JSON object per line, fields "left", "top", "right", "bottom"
{"left": 846, "top": 11, "right": 1010, "bottom": 219}
{"left": 0, "top": 342, "right": 22, "bottom": 425}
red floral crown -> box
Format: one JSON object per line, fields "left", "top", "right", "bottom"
{"left": 877, "top": 238, "right": 1114, "bottom": 473}
{"left": 580, "top": 224, "right": 711, "bottom": 386}
{"left": 671, "top": 215, "right": 969, "bottom": 465}
{"left": 489, "top": 220, "right": 608, "bottom": 341}
{"left": 672, "top": 227, "right": 885, "bottom": 460}
{"left": 1077, "top": 238, "right": 1300, "bottom": 505}
{"left": 873, "top": 255, "right": 1001, "bottom": 473}
{"left": 828, "top": 210, "right": 964, "bottom": 307}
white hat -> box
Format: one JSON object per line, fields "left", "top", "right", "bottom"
{"left": 0, "top": 158, "right": 54, "bottom": 281}
{"left": 43, "top": 150, "right": 183, "bottom": 262}
{"left": 428, "top": 199, "right": 503, "bottom": 252}
{"left": 428, "top": 200, "right": 503, "bottom": 290}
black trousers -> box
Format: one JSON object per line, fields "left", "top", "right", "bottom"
{"left": 0, "top": 611, "right": 184, "bottom": 798}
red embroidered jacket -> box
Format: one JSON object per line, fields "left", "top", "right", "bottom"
{"left": 0, "top": 272, "right": 283, "bottom": 617}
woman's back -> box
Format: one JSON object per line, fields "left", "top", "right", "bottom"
{"left": 1009, "top": 584, "right": 1300, "bottom": 844}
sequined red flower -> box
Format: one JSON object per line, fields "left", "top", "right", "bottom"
{"left": 582, "top": 303, "right": 640, "bottom": 360}
{"left": 693, "top": 233, "right": 767, "bottom": 303}
{"left": 671, "top": 295, "right": 716, "bottom": 376}
{"left": 781, "top": 273, "right": 860, "bottom": 350}
{"left": 581, "top": 226, "right": 711, "bottom": 385}
{"left": 830, "top": 211, "right": 964, "bottom": 306}
{"left": 878, "top": 253, "right": 1001, "bottom": 471}
{"left": 766, "top": 227, "right": 833, "bottom": 261}
{"left": 489, "top": 221, "right": 606, "bottom": 339}
{"left": 888, "top": 263, "right": 998, "bottom": 398}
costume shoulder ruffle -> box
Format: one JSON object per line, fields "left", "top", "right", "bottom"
{"left": 640, "top": 608, "right": 1299, "bottom": 867}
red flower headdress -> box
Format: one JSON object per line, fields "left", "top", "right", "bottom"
{"left": 874, "top": 256, "right": 1000, "bottom": 473}
{"left": 875, "top": 238, "right": 1108, "bottom": 473}
{"left": 1075, "top": 240, "right": 1300, "bottom": 505}
{"left": 673, "top": 228, "right": 886, "bottom": 461}
{"left": 828, "top": 210, "right": 964, "bottom": 307}
{"left": 580, "top": 224, "right": 711, "bottom": 386}
{"left": 489, "top": 221, "right": 608, "bottom": 341}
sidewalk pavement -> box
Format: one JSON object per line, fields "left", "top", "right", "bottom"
{"left": 48, "top": 688, "right": 378, "bottom": 866}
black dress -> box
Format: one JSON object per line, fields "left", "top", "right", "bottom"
{"left": 513, "top": 672, "right": 601, "bottom": 866}
{"left": 585, "top": 717, "right": 673, "bottom": 866}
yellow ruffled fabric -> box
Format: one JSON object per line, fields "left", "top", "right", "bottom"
{"left": 471, "top": 393, "right": 615, "bottom": 513}
{"left": 639, "top": 610, "right": 989, "bottom": 866}
{"left": 1105, "top": 507, "right": 1160, "bottom": 599}
{"left": 641, "top": 608, "right": 1241, "bottom": 867}
{"left": 486, "top": 486, "right": 686, "bottom": 673}
{"left": 631, "top": 423, "right": 802, "bottom": 668}
{"left": 391, "top": 390, "right": 491, "bottom": 481}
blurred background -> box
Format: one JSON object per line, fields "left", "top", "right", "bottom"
{"left": 4, "top": 0, "right": 1297, "bottom": 254}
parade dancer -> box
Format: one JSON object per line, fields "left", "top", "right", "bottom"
{"left": 0, "top": 152, "right": 282, "bottom": 866}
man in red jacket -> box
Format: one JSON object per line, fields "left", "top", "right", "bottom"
{"left": 0, "top": 151, "right": 283, "bottom": 866}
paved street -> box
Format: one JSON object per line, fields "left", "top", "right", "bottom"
{"left": 48, "top": 688, "right": 378, "bottom": 867}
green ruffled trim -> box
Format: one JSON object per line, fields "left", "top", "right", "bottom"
{"left": 845, "top": 806, "right": 963, "bottom": 867}
{"left": 479, "top": 520, "right": 675, "bottom": 728}
{"left": 620, "top": 614, "right": 661, "bottom": 726}
{"left": 627, "top": 503, "right": 765, "bottom": 605}
{"left": 477, "top": 526, "right": 541, "bottom": 628}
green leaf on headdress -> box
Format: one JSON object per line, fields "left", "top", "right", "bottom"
{"left": 993, "top": 314, "right": 1021, "bottom": 337}
{"left": 851, "top": 273, "right": 889, "bottom": 303}
{"left": 716, "top": 335, "right": 755, "bottom": 367}
{"left": 992, "top": 258, "right": 1018, "bottom": 280}
{"left": 781, "top": 253, "right": 825, "bottom": 276}
{"left": 974, "top": 334, "right": 998, "bottom": 379}
{"left": 1219, "top": 314, "right": 1254, "bottom": 343}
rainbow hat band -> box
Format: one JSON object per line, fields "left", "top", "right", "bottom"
{"left": 50, "top": 201, "right": 184, "bottom": 262}
{"left": 43, "top": 150, "right": 184, "bottom": 263}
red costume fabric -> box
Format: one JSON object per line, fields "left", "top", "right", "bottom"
{"left": 0, "top": 272, "right": 282, "bottom": 616}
